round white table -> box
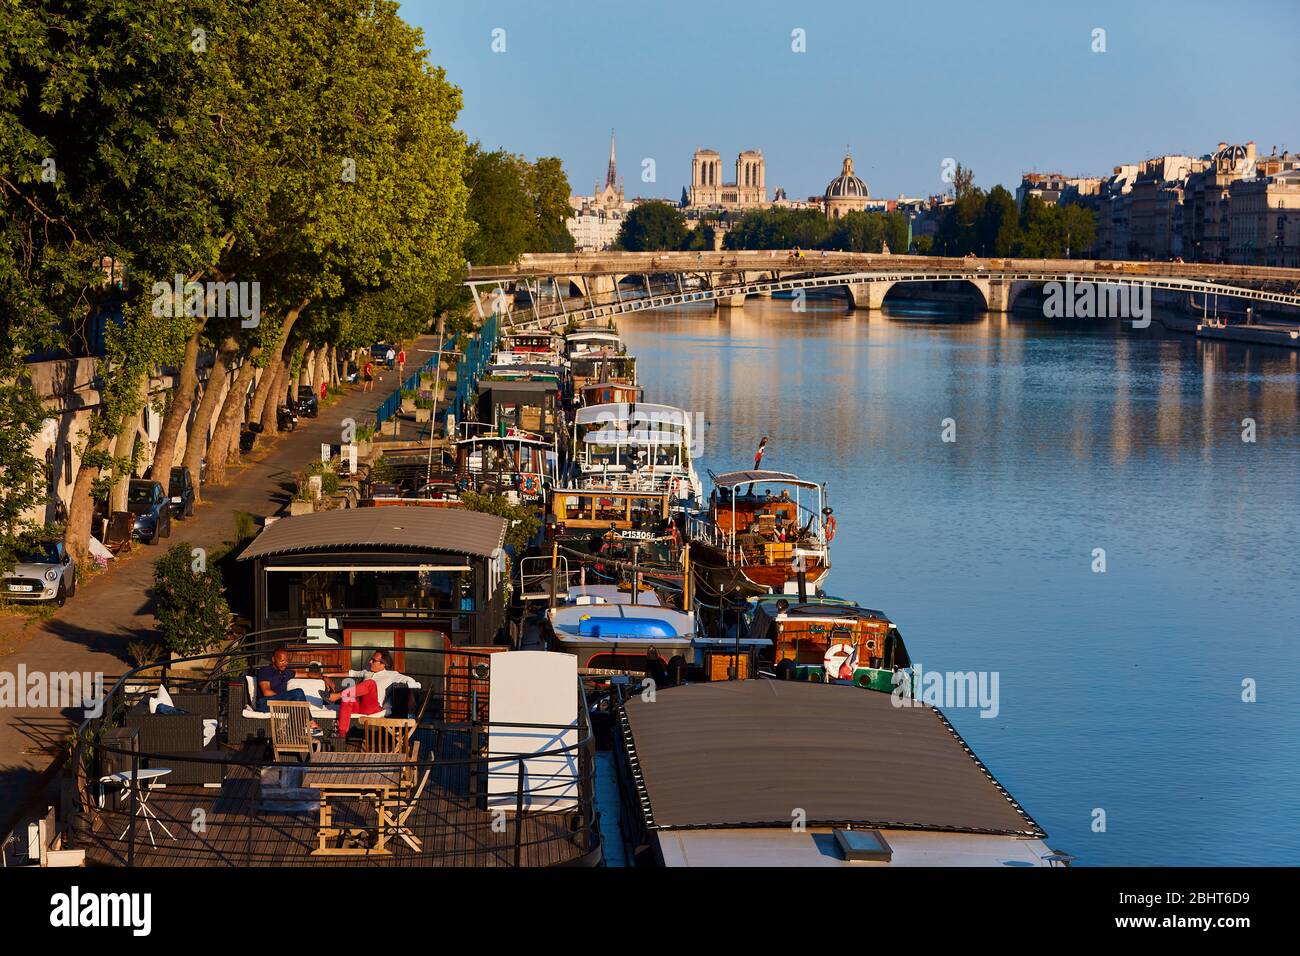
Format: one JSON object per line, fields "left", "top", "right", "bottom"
{"left": 100, "top": 768, "right": 175, "bottom": 846}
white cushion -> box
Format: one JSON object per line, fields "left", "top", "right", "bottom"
{"left": 149, "top": 685, "right": 174, "bottom": 715}
{"left": 202, "top": 719, "right": 218, "bottom": 747}
{"left": 245, "top": 674, "right": 257, "bottom": 705}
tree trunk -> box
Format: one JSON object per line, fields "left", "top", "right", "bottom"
{"left": 150, "top": 330, "right": 202, "bottom": 483}
{"left": 106, "top": 375, "right": 151, "bottom": 514}
{"left": 207, "top": 352, "right": 258, "bottom": 482}
{"left": 184, "top": 336, "right": 237, "bottom": 504}
{"left": 258, "top": 354, "right": 288, "bottom": 436}
{"left": 64, "top": 435, "right": 110, "bottom": 566}
{"left": 247, "top": 301, "right": 306, "bottom": 427}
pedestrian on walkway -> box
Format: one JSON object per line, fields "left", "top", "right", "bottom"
{"left": 397, "top": 347, "right": 406, "bottom": 376}
{"left": 385, "top": 346, "right": 395, "bottom": 370}
{"left": 363, "top": 358, "right": 375, "bottom": 392}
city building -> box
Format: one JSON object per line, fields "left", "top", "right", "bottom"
{"left": 1016, "top": 173, "right": 1103, "bottom": 207}
{"left": 566, "top": 130, "right": 635, "bottom": 251}
{"left": 823, "top": 151, "right": 871, "bottom": 219}
{"left": 1184, "top": 142, "right": 1257, "bottom": 262}
{"left": 1228, "top": 167, "right": 1300, "bottom": 267}
{"left": 687, "top": 148, "right": 767, "bottom": 210}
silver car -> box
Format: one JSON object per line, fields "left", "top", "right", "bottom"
{"left": 3, "top": 541, "right": 77, "bottom": 607}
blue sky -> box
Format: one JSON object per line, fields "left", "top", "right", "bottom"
{"left": 402, "top": 0, "right": 1300, "bottom": 201}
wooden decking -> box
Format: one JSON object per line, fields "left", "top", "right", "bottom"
{"left": 72, "top": 734, "right": 600, "bottom": 868}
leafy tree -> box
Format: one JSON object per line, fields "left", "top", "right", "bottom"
{"left": 525, "top": 157, "right": 576, "bottom": 253}
{"left": 153, "top": 542, "right": 233, "bottom": 657}
{"left": 615, "top": 201, "right": 688, "bottom": 251}
{"left": 459, "top": 490, "right": 539, "bottom": 554}
{"left": 978, "top": 186, "right": 1021, "bottom": 257}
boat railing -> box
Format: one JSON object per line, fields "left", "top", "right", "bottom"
{"left": 65, "top": 637, "right": 601, "bottom": 868}
{"left": 518, "top": 553, "right": 575, "bottom": 603}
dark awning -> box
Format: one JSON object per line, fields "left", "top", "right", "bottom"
{"left": 712, "top": 470, "right": 819, "bottom": 488}
{"left": 239, "top": 507, "right": 506, "bottom": 561}
{"left": 620, "top": 680, "right": 1043, "bottom": 837}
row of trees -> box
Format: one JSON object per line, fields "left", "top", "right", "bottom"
{"left": 925, "top": 185, "right": 1097, "bottom": 258}
{"left": 0, "top": 0, "right": 572, "bottom": 573}
{"left": 614, "top": 202, "right": 911, "bottom": 255}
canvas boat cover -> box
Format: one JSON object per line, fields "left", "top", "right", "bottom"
{"left": 619, "top": 680, "right": 1044, "bottom": 837}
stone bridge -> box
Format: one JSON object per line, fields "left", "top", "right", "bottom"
{"left": 465, "top": 251, "right": 1300, "bottom": 323}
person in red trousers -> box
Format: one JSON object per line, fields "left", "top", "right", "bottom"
{"left": 322, "top": 650, "right": 419, "bottom": 735}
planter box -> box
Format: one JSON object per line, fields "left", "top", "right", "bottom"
{"left": 356, "top": 440, "right": 372, "bottom": 458}
{"left": 414, "top": 407, "right": 431, "bottom": 423}
{"left": 289, "top": 499, "right": 314, "bottom": 516}
{"left": 400, "top": 398, "right": 416, "bottom": 413}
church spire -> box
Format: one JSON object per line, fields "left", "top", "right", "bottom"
{"left": 605, "top": 129, "right": 617, "bottom": 191}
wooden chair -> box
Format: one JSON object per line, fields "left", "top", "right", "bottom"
{"left": 360, "top": 716, "right": 415, "bottom": 755}
{"left": 387, "top": 764, "right": 430, "bottom": 853}
{"left": 268, "top": 701, "right": 318, "bottom": 762}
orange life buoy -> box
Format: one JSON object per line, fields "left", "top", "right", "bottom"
{"left": 824, "top": 515, "right": 837, "bottom": 542}
{"left": 519, "top": 473, "right": 541, "bottom": 496}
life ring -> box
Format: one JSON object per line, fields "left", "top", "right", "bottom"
{"left": 823, "top": 642, "right": 858, "bottom": 681}
{"left": 519, "top": 473, "right": 541, "bottom": 496}
{"left": 670, "top": 523, "right": 680, "bottom": 548}
{"left": 824, "top": 514, "right": 837, "bottom": 542}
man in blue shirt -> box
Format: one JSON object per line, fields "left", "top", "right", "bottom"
{"left": 254, "top": 648, "right": 310, "bottom": 712}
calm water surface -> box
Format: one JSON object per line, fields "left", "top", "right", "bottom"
{"left": 617, "top": 294, "right": 1300, "bottom": 867}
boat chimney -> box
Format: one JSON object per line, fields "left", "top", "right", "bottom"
{"left": 796, "top": 567, "right": 808, "bottom": 603}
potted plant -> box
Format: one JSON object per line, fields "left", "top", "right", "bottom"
{"left": 355, "top": 423, "right": 374, "bottom": 458}
{"left": 290, "top": 483, "right": 314, "bottom": 515}
{"left": 400, "top": 388, "right": 418, "bottom": 413}
{"left": 414, "top": 396, "right": 434, "bottom": 422}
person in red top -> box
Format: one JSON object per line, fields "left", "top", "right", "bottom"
{"left": 396, "top": 348, "right": 406, "bottom": 375}
{"left": 362, "top": 359, "right": 375, "bottom": 392}
{"left": 318, "top": 380, "right": 327, "bottom": 402}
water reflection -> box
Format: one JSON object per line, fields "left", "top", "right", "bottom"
{"left": 619, "top": 295, "right": 1300, "bottom": 866}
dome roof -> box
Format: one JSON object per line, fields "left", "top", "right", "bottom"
{"left": 825, "top": 153, "right": 869, "bottom": 199}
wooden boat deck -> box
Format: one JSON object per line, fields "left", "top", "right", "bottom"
{"left": 72, "top": 737, "right": 598, "bottom": 868}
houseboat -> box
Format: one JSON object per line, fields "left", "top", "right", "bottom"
{"left": 613, "top": 680, "right": 1060, "bottom": 867}
{"left": 576, "top": 380, "right": 643, "bottom": 409}
{"left": 745, "top": 595, "right": 911, "bottom": 692}
{"left": 687, "top": 470, "right": 833, "bottom": 596}
{"left": 455, "top": 423, "right": 559, "bottom": 507}
{"left": 569, "top": 402, "right": 702, "bottom": 507}
{"left": 476, "top": 379, "right": 566, "bottom": 451}
{"left": 569, "top": 349, "right": 636, "bottom": 392}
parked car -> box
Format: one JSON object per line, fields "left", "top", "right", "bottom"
{"left": 127, "top": 479, "right": 172, "bottom": 544}
{"left": 3, "top": 540, "right": 76, "bottom": 607}
{"left": 167, "top": 466, "right": 196, "bottom": 518}
{"left": 295, "top": 385, "right": 319, "bottom": 418}
{"left": 370, "top": 343, "right": 392, "bottom": 362}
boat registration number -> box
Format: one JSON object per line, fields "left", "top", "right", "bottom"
{"left": 617, "top": 530, "right": 653, "bottom": 540}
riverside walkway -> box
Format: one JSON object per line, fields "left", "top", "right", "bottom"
{"left": 0, "top": 335, "right": 439, "bottom": 835}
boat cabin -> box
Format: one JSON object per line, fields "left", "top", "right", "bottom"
{"left": 569, "top": 351, "right": 636, "bottom": 391}
{"left": 571, "top": 403, "right": 700, "bottom": 503}
{"left": 745, "top": 596, "right": 910, "bottom": 692}
{"left": 455, "top": 427, "right": 558, "bottom": 504}
{"left": 565, "top": 329, "right": 623, "bottom": 356}
{"left": 239, "top": 507, "right": 510, "bottom": 688}
{"left": 577, "top": 381, "right": 643, "bottom": 408}
{"left": 689, "top": 470, "right": 831, "bottom": 594}
{"left": 477, "top": 379, "right": 563, "bottom": 445}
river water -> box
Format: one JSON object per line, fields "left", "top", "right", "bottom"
{"left": 617, "top": 293, "right": 1300, "bottom": 867}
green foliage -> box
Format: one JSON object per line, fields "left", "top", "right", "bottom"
{"left": 615, "top": 202, "right": 689, "bottom": 251}
{"left": 0, "top": 366, "right": 47, "bottom": 576}
{"left": 932, "top": 190, "right": 1097, "bottom": 258}
{"left": 458, "top": 490, "right": 539, "bottom": 553}
{"left": 463, "top": 147, "right": 575, "bottom": 265}
{"left": 153, "top": 543, "right": 233, "bottom": 657}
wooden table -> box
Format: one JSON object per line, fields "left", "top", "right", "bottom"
{"left": 302, "top": 752, "right": 403, "bottom": 856}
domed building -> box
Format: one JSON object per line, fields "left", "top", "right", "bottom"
{"left": 824, "top": 151, "right": 870, "bottom": 219}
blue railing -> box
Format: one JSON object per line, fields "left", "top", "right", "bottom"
{"left": 375, "top": 348, "right": 442, "bottom": 427}
{"left": 454, "top": 311, "right": 500, "bottom": 423}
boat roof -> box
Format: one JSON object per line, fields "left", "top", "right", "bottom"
{"left": 564, "top": 583, "right": 663, "bottom": 606}
{"left": 575, "top": 403, "right": 689, "bottom": 425}
{"left": 553, "top": 487, "right": 670, "bottom": 499}
{"left": 566, "top": 330, "right": 621, "bottom": 341}
{"left": 239, "top": 507, "right": 506, "bottom": 561}
{"left": 713, "top": 469, "right": 820, "bottom": 489}
{"left": 583, "top": 429, "right": 690, "bottom": 445}
{"left": 478, "top": 379, "right": 559, "bottom": 395}
{"left": 458, "top": 433, "right": 552, "bottom": 448}
{"left": 620, "top": 680, "right": 1044, "bottom": 836}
